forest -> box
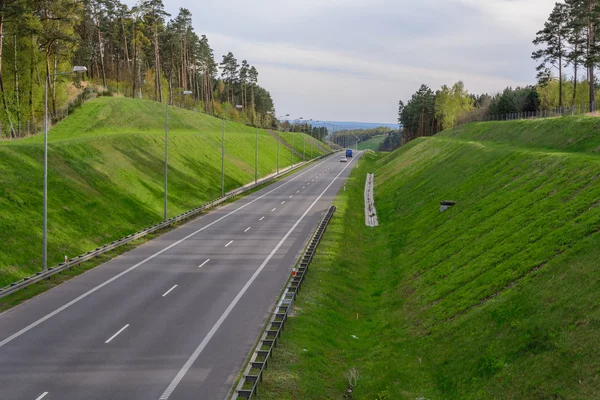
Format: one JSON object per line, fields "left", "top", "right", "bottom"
{"left": 0, "top": 0, "right": 276, "bottom": 139}
{"left": 398, "top": 0, "right": 600, "bottom": 145}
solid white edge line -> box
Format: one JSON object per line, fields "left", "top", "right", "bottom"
{"left": 244, "top": 227, "right": 251, "bottom": 232}
{"left": 225, "top": 240, "right": 234, "bottom": 247}
{"left": 0, "top": 157, "right": 332, "bottom": 350}
{"left": 105, "top": 324, "right": 129, "bottom": 344}
{"left": 157, "top": 152, "right": 360, "bottom": 400}
{"left": 198, "top": 259, "right": 210, "bottom": 268}
{"left": 35, "top": 393, "right": 49, "bottom": 400}
{"left": 162, "top": 285, "right": 178, "bottom": 297}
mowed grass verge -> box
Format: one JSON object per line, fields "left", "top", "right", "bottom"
{"left": 260, "top": 122, "right": 600, "bottom": 399}
{"left": 0, "top": 97, "right": 329, "bottom": 287}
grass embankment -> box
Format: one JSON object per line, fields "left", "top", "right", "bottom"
{"left": 357, "top": 135, "right": 386, "bottom": 151}
{"left": 261, "top": 118, "right": 600, "bottom": 399}
{"left": 0, "top": 97, "right": 329, "bottom": 287}
{"left": 441, "top": 115, "right": 600, "bottom": 154}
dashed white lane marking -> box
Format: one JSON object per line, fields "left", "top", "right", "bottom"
{"left": 259, "top": 216, "right": 265, "bottom": 221}
{"left": 105, "top": 324, "right": 129, "bottom": 344}
{"left": 296, "top": 190, "right": 300, "bottom": 193}
{"left": 289, "top": 195, "right": 293, "bottom": 198}
{"left": 281, "top": 201, "right": 286, "bottom": 204}
{"left": 198, "top": 259, "right": 210, "bottom": 268}
{"left": 162, "top": 285, "right": 178, "bottom": 297}
{"left": 244, "top": 227, "right": 251, "bottom": 232}
{"left": 271, "top": 208, "right": 276, "bottom": 212}
{"left": 225, "top": 240, "right": 234, "bottom": 247}
{"left": 302, "top": 186, "right": 305, "bottom": 189}
{"left": 35, "top": 393, "right": 48, "bottom": 400}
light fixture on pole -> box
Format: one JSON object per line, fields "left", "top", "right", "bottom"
{"left": 293, "top": 117, "right": 303, "bottom": 167}
{"left": 275, "top": 113, "right": 290, "bottom": 174}
{"left": 165, "top": 88, "right": 192, "bottom": 221}
{"left": 43, "top": 66, "right": 87, "bottom": 272}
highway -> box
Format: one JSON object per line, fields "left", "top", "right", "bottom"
{"left": 0, "top": 151, "right": 361, "bottom": 400}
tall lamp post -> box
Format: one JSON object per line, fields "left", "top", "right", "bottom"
{"left": 346, "top": 130, "right": 361, "bottom": 151}
{"left": 221, "top": 117, "right": 225, "bottom": 197}
{"left": 255, "top": 125, "right": 259, "bottom": 185}
{"left": 292, "top": 117, "right": 303, "bottom": 167}
{"left": 311, "top": 120, "right": 321, "bottom": 158}
{"left": 273, "top": 113, "right": 289, "bottom": 174}
{"left": 43, "top": 66, "right": 87, "bottom": 272}
{"left": 165, "top": 88, "right": 192, "bottom": 221}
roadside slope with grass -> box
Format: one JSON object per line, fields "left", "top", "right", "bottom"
{"left": 0, "top": 97, "right": 329, "bottom": 287}
{"left": 260, "top": 118, "right": 600, "bottom": 399}
{"left": 441, "top": 115, "right": 600, "bottom": 154}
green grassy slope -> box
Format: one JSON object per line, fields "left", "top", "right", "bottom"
{"left": 441, "top": 115, "right": 600, "bottom": 153}
{"left": 0, "top": 97, "right": 329, "bottom": 287}
{"left": 357, "top": 135, "right": 386, "bottom": 150}
{"left": 261, "top": 122, "right": 600, "bottom": 399}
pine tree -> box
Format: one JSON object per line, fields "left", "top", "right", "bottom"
{"left": 533, "top": 2, "right": 569, "bottom": 108}
{"left": 566, "top": 0, "right": 588, "bottom": 106}
{"left": 142, "top": 0, "right": 169, "bottom": 102}
{"left": 566, "top": 0, "right": 600, "bottom": 111}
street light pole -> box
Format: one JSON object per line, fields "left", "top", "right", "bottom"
{"left": 43, "top": 66, "right": 87, "bottom": 271}
{"left": 276, "top": 114, "right": 289, "bottom": 174}
{"left": 291, "top": 122, "right": 295, "bottom": 168}
{"left": 164, "top": 96, "right": 169, "bottom": 221}
{"left": 221, "top": 118, "right": 225, "bottom": 197}
{"left": 43, "top": 75, "right": 49, "bottom": 271}
{"left": 165, "top": 88, "right": 192, "bottom": 221}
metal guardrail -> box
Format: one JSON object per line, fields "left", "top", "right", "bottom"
{"left": 233, "top": 205, "right": 337, "bottom": 399}
{"left": 0, "top": 154, "right": 333, "bottom": 300}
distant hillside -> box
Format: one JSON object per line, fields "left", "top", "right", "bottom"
{"left": 312, "top": 121, "right": 398, "bottom": 131}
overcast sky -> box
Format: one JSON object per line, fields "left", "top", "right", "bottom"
{"left": 124, "top": 0, "right": 556, "bottom": 124}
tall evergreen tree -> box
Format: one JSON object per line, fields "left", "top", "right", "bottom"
{"left": 532, "top": 2, "right": 569, "bottom": 108}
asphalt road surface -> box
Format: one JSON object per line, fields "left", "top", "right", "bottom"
{"left": 0, "top": 151, "right": 362, "bottom": 400}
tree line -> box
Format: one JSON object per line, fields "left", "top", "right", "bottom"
{"left": 0, "top": 0, "right": 276, "bottom": 139}
{"left": 397, "top": 0, "right": 600, "bottom": 145}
